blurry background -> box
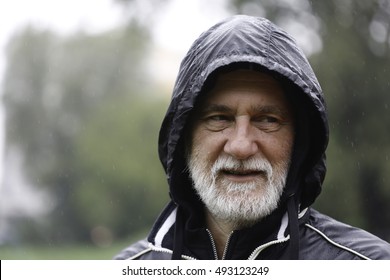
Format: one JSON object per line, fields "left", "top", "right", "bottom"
{"left": 0, "top": 0, "right": 389, "bottom": 259}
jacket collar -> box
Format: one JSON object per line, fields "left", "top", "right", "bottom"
{"left": 147, "top": 201, "right": 310, "bottom": 259}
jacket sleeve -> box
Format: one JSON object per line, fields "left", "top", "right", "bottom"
{"left": 113, "top": 238, "right": 174, "bottom": 260}
{"left": 113, "top": 239, "right": 150, "bottom": 260}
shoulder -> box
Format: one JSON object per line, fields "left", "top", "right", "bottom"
{"left": 113, "top": 239, "right": 173, "bottom": 260}
{"left": 300, "top": 208, "right": 390, "bottom": 259}
{"left": 113, "top": 239, "right": 151, "bottom": 260}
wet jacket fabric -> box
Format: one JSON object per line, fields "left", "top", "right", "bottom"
{"left": 114, "top": 15, "right": 390, "bottom": 260}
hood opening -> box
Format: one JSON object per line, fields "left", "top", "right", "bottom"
{"left": 168, "top": 62, "right": 325, "bottom": 211}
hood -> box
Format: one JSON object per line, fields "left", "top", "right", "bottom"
{"left": 158, "top": 15, "right": 329, "bottom": 215}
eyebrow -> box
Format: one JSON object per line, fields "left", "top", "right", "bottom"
{"left": 200, "top": 104, "right": 234, "bottom": 115}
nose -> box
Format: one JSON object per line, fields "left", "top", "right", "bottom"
{"left": 224, "top": 117, "right": 259, "bottom": 160}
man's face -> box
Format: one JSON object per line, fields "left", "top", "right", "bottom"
{"left": 187, "top": 69, "right": 295, "bottom": 227}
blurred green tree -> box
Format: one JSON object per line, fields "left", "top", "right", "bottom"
{"left": 2, "top": 23, "right": 169, "bottom": 244}
{"left": 310, "top": 0, "right": 390, "bottom": 240}
{"left": 73, "top": 96, "right": 168, "bottom": 243}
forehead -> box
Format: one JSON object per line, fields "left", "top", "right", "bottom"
{"left": 200, "top": 69, "right": 289, "bottom": 109}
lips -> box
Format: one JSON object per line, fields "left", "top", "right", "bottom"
{"left": 221, "top": 169, "right": 265, "bottom": 177}
{"left": 219, "top": 169, "right": 266, "bottom": 184}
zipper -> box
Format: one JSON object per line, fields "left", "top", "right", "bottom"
{"left": 247, "top": 236, "right": 290, "bottom": 260}
{"left": 149, "top": 234, "right": 289, "bottom": 260}
{"left": 221, "top": 231, "right": 234, "bottom": 260}
{"left": 207, "top": 228, "right": 289, "bottom": 260}
{"left": 149, "top": 243, "right": 197, "bottom": 260}
{"left": 206, "top": 229, "right": 234, "bottom": 260}
{"left": 206, "top": 229, "right": 219, "bottom": 260}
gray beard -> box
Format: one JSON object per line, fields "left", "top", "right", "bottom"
{"left": 188, "top": 152, "right": 290, "bottom": 229}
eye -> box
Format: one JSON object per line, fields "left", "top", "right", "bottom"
{"left": 253, "top": 115, "right": 284, "bottom": 132}
{"left": 253, "top": 115, "right": 279, "bottom": 123}
{"left": 261, "top": 116, "right": 279, "bottom": 123}
{"left": 203, "top": 114, "right": 233, "bottom": 131}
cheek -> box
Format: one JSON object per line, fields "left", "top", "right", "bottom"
{"left": 191, "top": 129, "right": 225, "bottom": 162}
{"left": 268, "top": 132, "right": 294, "bottom": 162}
{"left": 254, "top": 127, "right": 294, "bottom": 163}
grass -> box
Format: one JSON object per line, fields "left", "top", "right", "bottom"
{"left": 0, "top": 237, "right": 141, "bottom": 260}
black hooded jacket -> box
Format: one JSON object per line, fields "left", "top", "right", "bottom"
{"left": 115, "top": 15, "right": 390, "bottom": 260}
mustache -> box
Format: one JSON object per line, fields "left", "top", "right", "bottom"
{"left": 211, "top": 155, "right": 273, "bottom": 178}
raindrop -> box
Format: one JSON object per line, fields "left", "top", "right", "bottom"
{"left": 369, "top": 20, "right": 387, "bottom": 43}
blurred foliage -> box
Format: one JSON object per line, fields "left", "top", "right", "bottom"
{"left": 310, "top": 0, "right": 390, "bottom": 239}
{"left": 74, "top": 96, "right": 168, "bottom": 238}
{"left": 230, "top": 0, "right": 390, "bottom": 241}
{"left": 2, "top": 23, "right": 169, "bottom": 245}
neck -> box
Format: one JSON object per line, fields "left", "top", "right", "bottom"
{"left": 205, "top": 211, "right": 236, "bottom": 259}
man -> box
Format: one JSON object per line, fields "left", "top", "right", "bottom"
{"left": 115, "top": 15, "right": 390, "bottom": 259}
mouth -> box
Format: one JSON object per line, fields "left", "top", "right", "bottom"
{"left": 220, "top": 169, "right": 266, "bottom": 182}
